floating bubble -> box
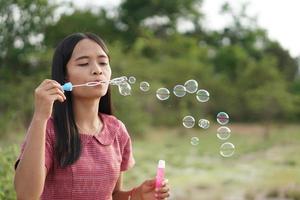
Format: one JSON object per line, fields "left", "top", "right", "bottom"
{"left": 217, "top": 126, "right": 231, "bottom": 140}
{"left": 198, "top": 119, "right": 210, "bottom": 129}
{"left": 217, "top": 112, "right": 229, "bottom": 125}
{"left": 182, "top": 115, "right": 195, "bottom": 128}
{"left": 190, "top": 137, "right": 199, "bottom": 146}
{"left": 156, "top": 88, "right": 170, "bottom": 100}
{"left": 173, "top": 85, "right": 186, "bottom": 97}
{"left": 196, "top": 89, "right": 210, "bottom": 102}
{"left": 110, "top": 76, "right": 128, "bottom": 86}
{"left": 118, "top": 82, "right": 131, "bottom": 96}
{"left": 220, "top": 142, "right": 235, "bottom": 157}
{"left": 128, "top": 76, "right": 136, "bottom": 84}
{"left": 184, "top": 80, "right": 198, "bottom": 93}
{"left": 140, "top": 81, "right": 150, "bottom": 92}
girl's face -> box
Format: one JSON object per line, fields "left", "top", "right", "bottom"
{"left": 66, "top": 39, "right": 111, "bottom": 99}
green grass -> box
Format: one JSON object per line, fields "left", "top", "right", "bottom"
{"left": 0, "top": 145, "right": 19, "bottom": 200}
{"left": 1, "top": 123, "right": 300, "bottom": 200}
{"left": 123, "top": 123, "right": 300, "bottom": 200}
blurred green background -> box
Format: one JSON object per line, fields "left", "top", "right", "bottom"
{"left": 1, "top": 0, "right": 300, "bottom": 199}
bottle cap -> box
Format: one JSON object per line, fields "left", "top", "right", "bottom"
{"left": 158, "top": 160, "right": 165, "bottom": 168}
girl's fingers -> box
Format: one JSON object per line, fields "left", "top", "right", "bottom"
{"left": 156, "top": 192, "right": 170, "bottom": 199}
{"left": 43, "top": 80, "right": 64, "bottom": 92}
{"left": 157, "top": 186, "right": 169, "bottom": 193}
{"left": 50, "top": 94, "right": 65, "bottom": 103}
{"left": 155, "top": 185, "right": 170, "bottom": 200}
{"left": 156, "top": 180, "right": 169, "bottom": 192}
{"left": 161, "top": 179, "right": 168, "bottom": 186}
{"left": 48, "top": 88, "right": 66, "bottom": 101}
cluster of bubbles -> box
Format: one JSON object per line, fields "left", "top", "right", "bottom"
{"left": 114, "top": 76, "right": 210, "bottom": 103}
{"left": 111, "top": 76, "right": 150, "bottom": 95}
{"left": 112, "top": 76, "right": 153, "bottom": 96}
{"left": 111, "top": 76, "right": 235, "bottom": 157}
{"left": 183, "top": 111, "right": 235, "bottom": 157}
{"left": 216, "top": 112, "right": 235, "bottom": 158}
{"left": 108, "top": 76, "right": 132, "bottom": 96}
{"left": 182, "top": 116, "right": 210, "bottom": 129}
{"left": 155, "top": 79, "right": 210, "bottom": 102}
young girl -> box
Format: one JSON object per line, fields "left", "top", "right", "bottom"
{"left": 14, "top": 33, "right": 170, "bottom": 200}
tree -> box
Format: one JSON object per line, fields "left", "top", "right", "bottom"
{"left": 0, "top": 0, "right": 56, "bottom": 136}
{"left": 0, "top": 0, "right": 56, "bottom": 73}
{"left": 44, "top": 9, "right": 122, "bottom": 48}
{"left": 118, "top": 0, "right": 203, "bottom": 44}
{"left": 265, "top": 41, "right": 298, "bottom": 81}
{"left": 217, "top": 2, "right": 298, "bottom": 81}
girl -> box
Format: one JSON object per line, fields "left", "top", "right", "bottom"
{"left": 14, "top": 33, "right": 170, "bottom": 200}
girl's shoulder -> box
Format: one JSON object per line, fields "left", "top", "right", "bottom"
{"left": 100, "top": 113, "right": 130, "bottom": 138}
{"left": 100, "top": 113, "right": 124, "bottom": 129}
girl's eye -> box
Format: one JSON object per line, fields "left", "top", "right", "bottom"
{"left": 99, "top": 62, "right": 108, "bottom": 66}
{"left": 78, "top": 63, "right": 88, "bottom": 66}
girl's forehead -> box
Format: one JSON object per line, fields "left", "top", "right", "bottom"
{"left": 72, "top": 39, "right": 107, "bottom": 58}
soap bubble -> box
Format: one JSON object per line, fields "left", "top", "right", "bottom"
{"left": 156, "top": 88, "right": 170, "bottom": 100}
{"left": 110, "top": 76, "right": 127, "bottom": 86}
{"left": 118, "top": 82, "right": 131, "bottom": 96}
{"left": 198, "top": 119, "right": 210, "bottom": 129}
{"left": 173, "top": 85, "right": 186, "bottom": 97}
{"left": 217, "top": 112, "right": 229, "bottom": 125}
{"left": 128, "top": 76, "right": 136, "bottom": 84}
{"left": 196, "top": 89, "right": 210, "bottom": 102}
{"left": 220, "top": 142, "right": 235, "bottom": 157}
{"left": 140, "top": 81, "right": 150, "bottom": 92}
{"left": 217, "top": 126, "right": 231, "bottom": 140}
{"left": 190, "top": 137, "right": 200, "bottom": 146}
{"left": 182, "top": 115, "right": 195, "bottom": 128}
{"left": 184, "top": 80, "right": 198, "bottom": 93}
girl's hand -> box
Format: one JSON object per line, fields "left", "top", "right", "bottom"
{"left": 154, "top": 179, "right": 169, "bottom": 200}
{"left": 34, "top": 79, "right": 66, "bottom": 120}
{"left": 134, "top": 178, "right": 170, "bottom": 200}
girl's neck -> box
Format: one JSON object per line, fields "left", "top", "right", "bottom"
{"left": 72, "top": 98, "right": 102, "bottom": 134}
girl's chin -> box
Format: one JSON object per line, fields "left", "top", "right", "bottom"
{"left": 73, "top": 92, "right": 106, "bottom": 99}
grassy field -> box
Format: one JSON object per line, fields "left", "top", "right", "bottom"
{"left": 124, "top": 123, "right": 300, "bottom": 200}
{"left": 1, "top": 123, "right": 300, "bottom": 200}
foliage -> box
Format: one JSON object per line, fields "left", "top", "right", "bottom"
{"left": 0, "top": 0, "right": 299, "bottom": 137}
{"left": 118, "top": 0, "right": 203, "bottom": 43}
{"left": 44, "top": 9, "right": 121, "bottom": 47}
{"left": 3, "top": 125, "right": 299, "bottom": 199}
{"left": 0, "top": 145, "right": 18, "bottom": 200}
{"left": 0, "top": 0, "right": 56, "bottom": 73}
{"left": 1, "top": 1, "right": 300, "bottom": 199}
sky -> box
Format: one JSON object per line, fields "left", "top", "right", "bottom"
{"left": 61, "top": 0, "right": 300, "bottom": 57}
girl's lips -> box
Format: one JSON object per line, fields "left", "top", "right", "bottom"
{"left": 90, "top": 80, "right": 101, "bottom": 82}
{"left": 90, "top": 79, "right": 107, "bottom": 83}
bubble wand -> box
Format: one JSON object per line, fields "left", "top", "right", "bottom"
{"left": 61, "top": 76, "right": 127, "bottom": 91}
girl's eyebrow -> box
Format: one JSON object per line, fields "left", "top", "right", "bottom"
{"left": 75, "top": 56, "right": 89, "bottom": 61}
{"left": 97, "top": 55, "right": 108, "bottom": 59}
{"left": 75, "top": 54, "right": 107, "bottom": 61}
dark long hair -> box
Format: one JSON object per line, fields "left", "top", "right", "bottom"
{"left": 51, "top": 32, "right": 112, "bottom": 167}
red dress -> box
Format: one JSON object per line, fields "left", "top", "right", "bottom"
{"left": 15, "top": 113, "right": 135, "bottom": 200}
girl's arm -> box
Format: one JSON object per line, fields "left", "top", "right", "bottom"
{"left": 112, "top": 174, "right": 170, "bottom": 200}
{"left": 112, "top": 174, "right": 140, "bottom": 200}
{"left": 14, "top": 117, "right": 49, "bottom": 199}
{"left": 14, "top": 79, "right": 66, "bottom": 200}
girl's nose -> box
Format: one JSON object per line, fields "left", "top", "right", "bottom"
{"left": 92, "top": 62, "right": 103, "bottom": 75}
